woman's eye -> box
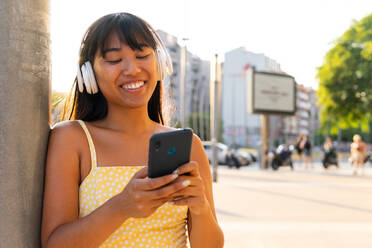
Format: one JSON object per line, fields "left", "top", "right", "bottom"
{"left": 106, "top": 59, "right": 122, "bottom": 64}
{"left": 136, "top": 54, "right": 150, "bottom": 59}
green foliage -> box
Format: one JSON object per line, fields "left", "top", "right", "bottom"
{"left": 52, "top": 90, "right": 66, "bottom": 112}
{"left": 172, "top": 121, "right": 182, "bottom": 128}
{"left": 317, "top": 14, "right": 372, "bottom": 133}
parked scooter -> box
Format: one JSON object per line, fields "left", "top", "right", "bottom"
{"left": 226, "top": 149, "right": 242, "bottom": 169}
{"left": 322, "top": 147, "right": 339, "bottom": 169}
{"left": 270, "top": 144, "right": 294, "bottom": 171}
{"left": 364, "top": 153, "right": 371, "bottom": 164}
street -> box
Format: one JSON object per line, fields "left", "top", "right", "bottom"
{"left": 214, "top": 162, "right": 372, "bottom": 248}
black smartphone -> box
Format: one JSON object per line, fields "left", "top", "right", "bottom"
{"left": 148, "top": 128, "right": 193, "bottom": 178}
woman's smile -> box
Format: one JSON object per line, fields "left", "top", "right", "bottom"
{"left": 119, "top": 80, "right": 146, "bottom": 93}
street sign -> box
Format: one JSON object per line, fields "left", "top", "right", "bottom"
{"left": 246, "top": 68, "right": 296, "bottom": 115}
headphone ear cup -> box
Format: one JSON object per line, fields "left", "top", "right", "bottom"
{"left": 77, "top": 63, "right": 84, "bottom": 93}
{"left": 84, "top": 61, "right": 99, "bottom": 94}
{"left": 81, "top": 63, "right": 93, "bottom": 94}
{"left": 80, "top": 61, "right": 99, "bottom": 94}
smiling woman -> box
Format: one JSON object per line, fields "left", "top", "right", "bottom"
{"left": 60, "top": 12, "right": 172, "bottom": 123}
{"left": 41, "top": 12, "right": 223, "bottom": 248}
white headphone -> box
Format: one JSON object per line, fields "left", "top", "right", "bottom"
{"left": 77, "top": 61, "right": 98, "bottom": 94}
{"left": 77, "top": 35, "right": 173, "bottom": 95}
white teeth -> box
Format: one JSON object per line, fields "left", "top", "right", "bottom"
{"left": 121, "top": 81, "right": 144, "bottom": 90}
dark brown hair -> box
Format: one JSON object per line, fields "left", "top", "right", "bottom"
{"left": 61, "top": 13, "right": 165, "bottom": 124}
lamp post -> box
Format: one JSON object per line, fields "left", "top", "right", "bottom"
{"left": 180, "top": 38, "right": 189, "bottom": 127}
{"left": 211, "top": 54, "right": 221, "bottom": 182}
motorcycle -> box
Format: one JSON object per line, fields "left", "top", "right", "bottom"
{"left": 270, "top": 144, "right": 294, "bottom": 171}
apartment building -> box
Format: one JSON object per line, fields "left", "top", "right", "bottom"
{"left": 222, "top": 47, "right": 282, "bottom": 148}
{"left": 280, "top": 85, "right": 318, "bottom": 144}
{"left": 157, "top": 30, "right": 210, "bottom": 139}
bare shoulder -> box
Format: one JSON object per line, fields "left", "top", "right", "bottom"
{"left": 190, "top": 133, "right": 209, "bottom": 171}
{"left": 47, "top": 120, "right": 87, "bottom": 171}
{"left": 51, "top": 120, "right": 84, "bottom": 137}
{"left": 191, "top": 133, "right": 204, "bottom": 151}
{"left": 50, "top": 120, "right": 85, "bottom": 150}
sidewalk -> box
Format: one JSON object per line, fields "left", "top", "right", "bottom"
{"left": 213, "top": 163, "right": 372, "bottom": 248}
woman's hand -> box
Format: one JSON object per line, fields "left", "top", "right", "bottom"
{"left": 116, "top": 167, "right": 189, "bottom": 219}
{"left": 169, "top": 161, "right": 210, "bottom": 215}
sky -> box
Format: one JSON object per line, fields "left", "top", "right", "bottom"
{"left": 51, "top": 0, "right": 372, "bottom": 93}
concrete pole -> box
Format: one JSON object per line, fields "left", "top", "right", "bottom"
{"left": 199, "top": 84, "right": 205, "bottom": 140}
{"left": 211, "top": 54, "right": 220, "bottom": 182}
{"left": 192, "top": 79, "right": 198, "bottom": 134}
{"left": 260, "top": 114, "right": 269, "bottom": 169}
{"left": 0, "top": 0, "right": 50, "bottom": 247}
{"left": 180, "top": 45, "right": 186, "bottom": 127}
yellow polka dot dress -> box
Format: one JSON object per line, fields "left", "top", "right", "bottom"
{"left": 77, "top": 120, "right": 188, "bottom": 247}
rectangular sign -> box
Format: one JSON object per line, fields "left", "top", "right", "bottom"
{"left": 247, "top": 70, "right": 296, "bottom": 115}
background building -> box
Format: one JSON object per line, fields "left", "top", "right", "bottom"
{"left": 157, "top": 30, "right": 210, "bottom": 140}
{"left": 222, "top": 47, "right": 282, "bottom": 148}
{"left": 280, "top": 85, "right": 319, "bottom": 145}
{"left": 280, "top": 84, "right": 313, "bottom": 144}
{"left": 222, "top": 47, "right": 319, "bottom": 149}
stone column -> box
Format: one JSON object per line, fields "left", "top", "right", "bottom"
{"left": 0, "top": 0, "right": 50, "bottom": 247}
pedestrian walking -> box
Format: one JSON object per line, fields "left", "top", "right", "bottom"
{"left": 350, "top": 134, "right": 367, "bottom": 176}
{"left": 303, "top": 135, "right": 313, "bottom": 169}
{"left": 41, "top": 13, "right": 223, "bottom": 248}
{"left": 295, "top": 134, "right": 305, "bottom": 166}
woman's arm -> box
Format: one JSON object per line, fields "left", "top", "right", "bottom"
{"left": 171, "top": 135, "right": 224, "bottom": 248}
{"left": 188, "top": 136, "right": 224, "bottom": 247}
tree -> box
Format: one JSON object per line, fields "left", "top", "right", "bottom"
{"left": 317, "top": 14, "right": 372, "bottom": 134}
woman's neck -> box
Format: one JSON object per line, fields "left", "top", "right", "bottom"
{"left": 94, "top": 105, "right": 159, "bottom": 135}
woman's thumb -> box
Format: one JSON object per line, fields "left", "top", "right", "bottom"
{"left": 133, "top": 167, "right": 148, "bottom": 179}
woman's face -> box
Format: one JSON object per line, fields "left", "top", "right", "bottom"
{"left": 93, "top": 32, "right": 159, "bottom": 109}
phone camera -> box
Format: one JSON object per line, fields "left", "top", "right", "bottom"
{"left": 154, "top": 140, "right": 161, "bottom": 151}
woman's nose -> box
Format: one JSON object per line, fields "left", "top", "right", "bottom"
{"left": 121, "top": 57, "right": 140, "bottom": 75}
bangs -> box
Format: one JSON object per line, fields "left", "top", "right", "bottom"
{"left": 90, "top": 13, "right": 157, "bottom": 58}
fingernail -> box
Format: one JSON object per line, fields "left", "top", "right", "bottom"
{"left": 172, "top": 169, "right": 179, "bottom": 175}
{"left": 169, "top": 201, "right": 175, "bottom": 205}
{"left": 171, "top": 173, "right": 178, "bottom": 179}
{"left": 182, "top": 180, "right": 191, "bottom": 187}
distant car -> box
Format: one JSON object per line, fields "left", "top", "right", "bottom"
{"left": 202, "top": 141, "right": 229, "bottom": 165}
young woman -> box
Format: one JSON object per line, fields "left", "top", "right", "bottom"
{"left": 295, "top": 134, "right": 305, "bottom": 166}
{"left": 350, "top": 134, "right": 367, "bottom": 176}
{"left": 41, "top": 13, "right": 223, "bottom": 248}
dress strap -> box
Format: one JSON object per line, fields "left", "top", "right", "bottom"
{"left": 76, "top": 120, "right": 97, "bottom": 170}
